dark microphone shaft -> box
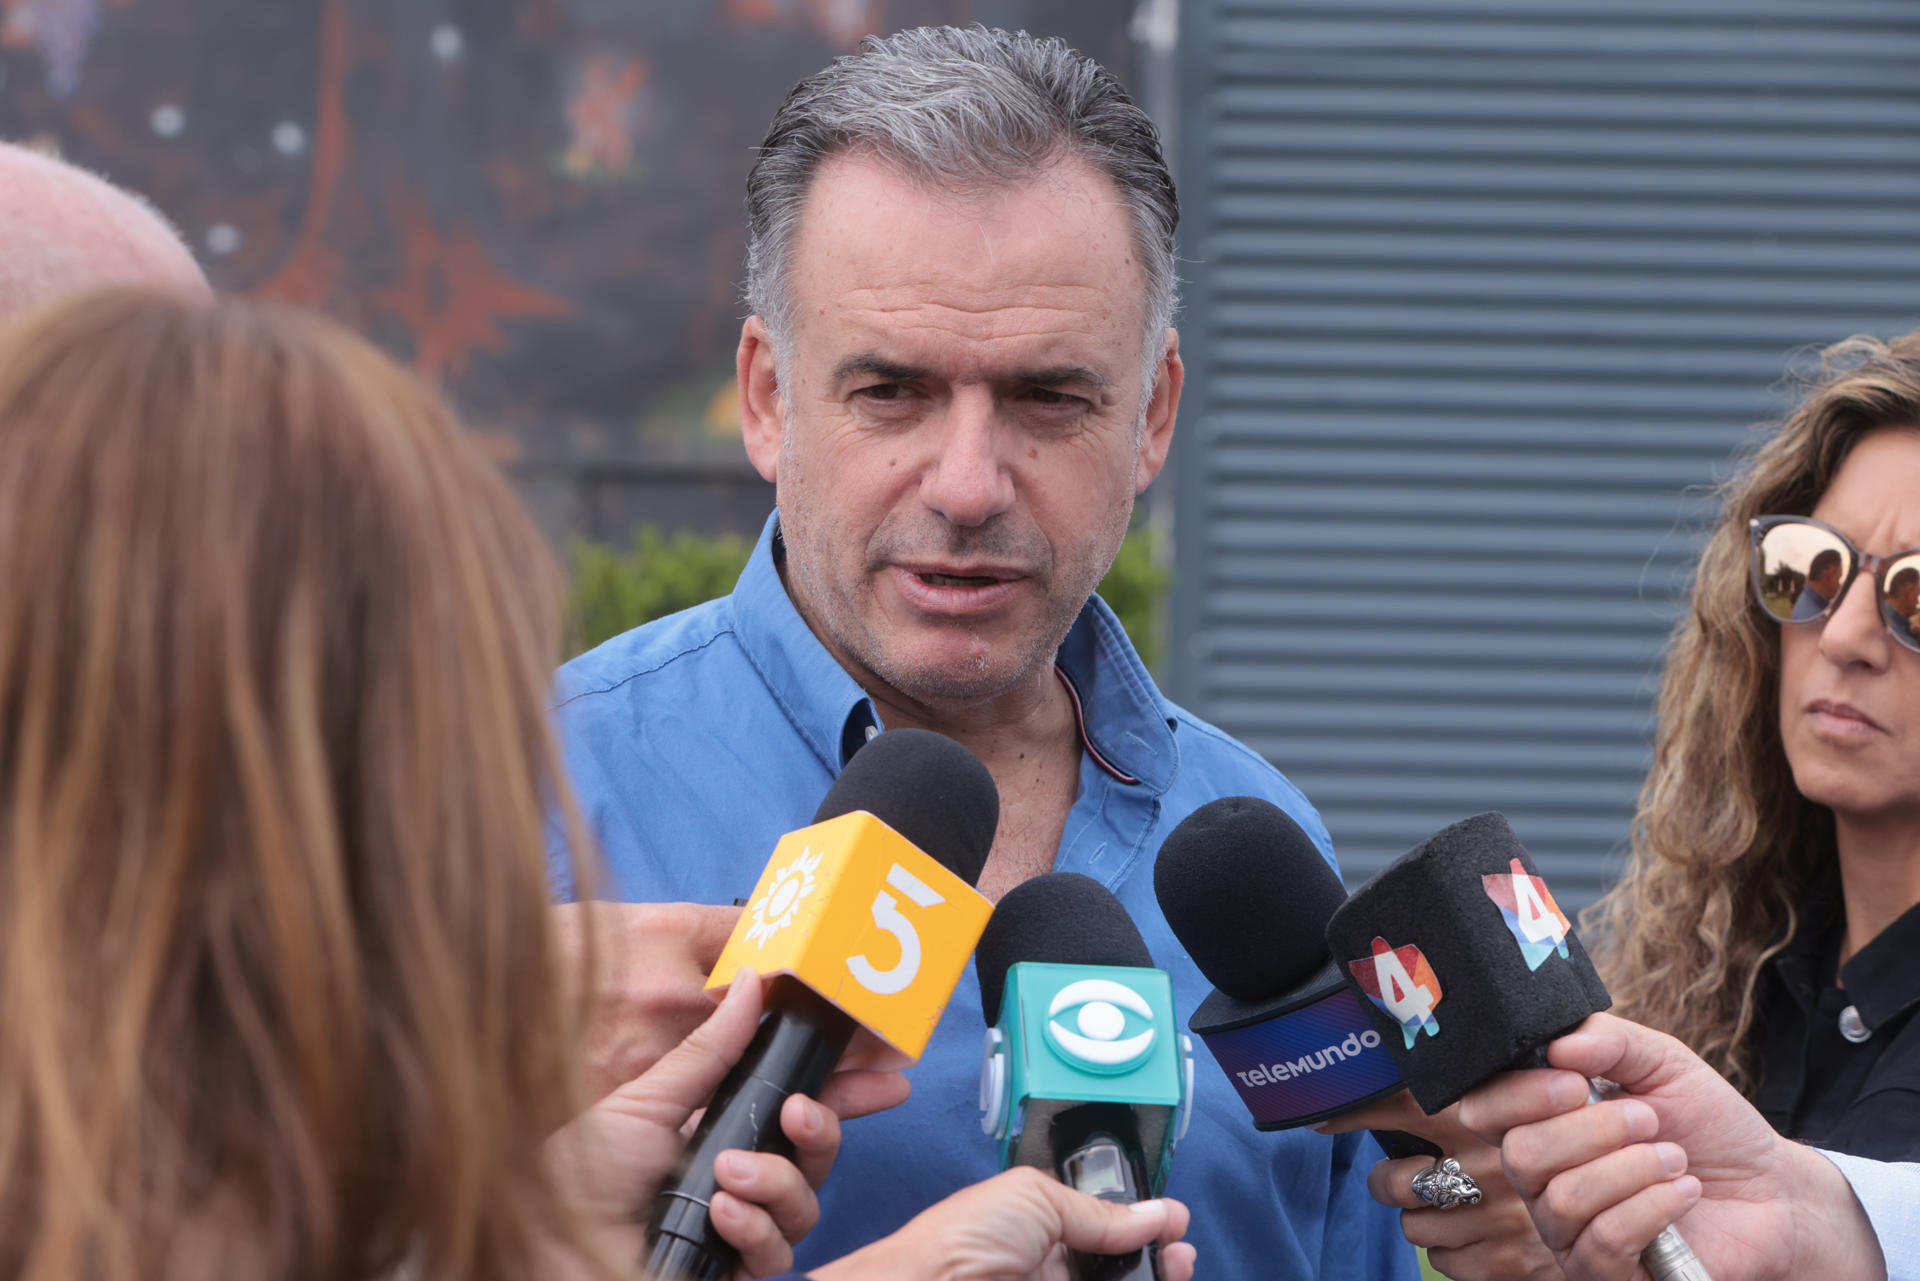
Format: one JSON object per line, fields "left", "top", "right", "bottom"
{"left": 645, "top": 977, "right": 854, "bottom": 1280}
{"left": 1372, "top": 1129, "right": 1443, "bottom": 1160}
{"left": 1050, "top": 1103, "right": 1162, "bottom": 1281}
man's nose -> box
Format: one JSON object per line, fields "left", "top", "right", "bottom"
{"left": 919, "top": 393, "right": 1015, "bottom": 527}
{"left": 1819, "top": 567, "right": 1892, "bottom": 668}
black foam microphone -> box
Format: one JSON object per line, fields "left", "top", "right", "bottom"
{"left": 1325, "top": 812, "right": 1711, "bottom": 1281}
{"left": 1323, "top": 812, "right": 1609, "bottom": 1112}
{"left": 1151, "top": 797, "right": 1439, "bottom": 1160}
{"left": 645, "top": 729, "right": 998, "bottom": 1281}
{"left": 975, "top": 873, "right": 1191, "bottom": 1281}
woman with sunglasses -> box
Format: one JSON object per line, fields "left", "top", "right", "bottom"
{"left": 1586, "top": 331, "right": 1920, "bottom": 1163}
{"left": 1325, "top": 333, "right": 1920, "bottom": 1281}
{"left": 0, "top": 288, "right": 1194, "bottom": 1281}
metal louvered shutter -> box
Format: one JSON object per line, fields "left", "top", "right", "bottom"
{"left": 1168, "top": 0, "right": 1920, "bottom": 906}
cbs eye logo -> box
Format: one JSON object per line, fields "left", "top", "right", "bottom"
{"left": 1045, "top": 979, "right": 1157, "bottom": 1073}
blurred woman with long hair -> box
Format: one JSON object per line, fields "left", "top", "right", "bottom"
{"left": 0, "top": 288, "right": 611, "bottom": 1280}
{"left": 0, "top": 289, "right": 1194, "bottom": 1281}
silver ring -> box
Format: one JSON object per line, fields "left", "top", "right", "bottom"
{"left": 1410, "top": 1157, "right": 1482, "bottom": 1210}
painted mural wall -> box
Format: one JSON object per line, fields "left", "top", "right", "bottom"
{"left": 0, "top": 0, "right": 1140, "bottom": 539}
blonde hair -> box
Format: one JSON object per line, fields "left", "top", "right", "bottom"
{"left": 1588, "top": 330, "right": 1920, "bottom": 1094}
{"left": 0, "top": 290, "right": 591, "bottom": 1279}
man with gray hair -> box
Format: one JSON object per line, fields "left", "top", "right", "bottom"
{"left": 0, "top": 141, "right": 209, "bottom": 324}
{"left": 553, "top": 27, "right": 1419, "bottom": 1278}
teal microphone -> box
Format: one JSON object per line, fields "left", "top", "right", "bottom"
{"left": 975, "top": 874, "right": 1193, "bottom": 1281}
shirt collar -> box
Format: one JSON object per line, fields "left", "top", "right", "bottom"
{"left": 732, "top": 512, "right": 1180, "bottom": 789}
{"left": 730, "top": 512, "right": 878, "bottom": 773}
{"left": 1054, "top": 592, "right": 1178, "bottom": 794}
{"left": 1771, "top": 883, "right": 1920, "bottom": 1032}
{"left": 1838, "top": 897, "right": 1920, "bottom": 1030}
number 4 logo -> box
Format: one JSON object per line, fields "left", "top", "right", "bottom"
{"left": 847, "top": 864, "right": 945, "bottom": 995}
{"left": 1347, "top": 937, "right": 1444, "bottom": 1049}
{"left": 1482, "top": 859, "right": 1572, "bottom": 971}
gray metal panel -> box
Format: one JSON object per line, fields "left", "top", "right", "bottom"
{"left": 1170, "top": 0, "right": 1920, "bottom": 906}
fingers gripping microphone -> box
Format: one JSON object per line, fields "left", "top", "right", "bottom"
{"left": 645, "top": 729, "right": 998, "bottom": 1281}
{"left": 1151, "top": 797, "right": 1439, "bottom": 1160}
{"left": 975, "top": 874, "right": 1193, "bottom": 1281}
{"left": 1325, "top": 812, "right": 1712, "bottom": 1281}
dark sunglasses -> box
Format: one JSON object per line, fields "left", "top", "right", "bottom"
{"left": 1749, "top": 515, "right": 1920, "bottom": 654}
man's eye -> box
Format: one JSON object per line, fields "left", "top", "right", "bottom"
{"left": 858, "top": 383, "right": 906, "bottom": 401}
{"left": 1026, "top": 388, "right": 1083, "bottom": 407}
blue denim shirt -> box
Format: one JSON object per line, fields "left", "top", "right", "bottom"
{"left": 551, "top": 513, "right": 1418, "bottom": 1280}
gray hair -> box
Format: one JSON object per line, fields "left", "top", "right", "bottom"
{"left": 745, "top": 26, "right": 1180, "bottom": 386}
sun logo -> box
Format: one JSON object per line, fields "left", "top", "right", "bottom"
{"left": 745, "top": 847, "right": 823, "bottom": 948}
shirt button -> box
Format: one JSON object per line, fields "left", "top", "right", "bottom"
{"left": 864, "top": 724, "right": 879, "bottom": 741}
{"left": 1837, "top": 1004, "right": 1871, "bottom": 1043}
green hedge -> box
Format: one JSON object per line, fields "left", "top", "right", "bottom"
{"left": 1096, "top": 523, "right": 1170, "bottom": 674}
{"left": 568, "top": 526, "right": 754, "bottom": 656}
{"left": 567, "top": 523, "right": 1169, "bottom": 674}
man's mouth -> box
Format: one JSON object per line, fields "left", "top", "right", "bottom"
{"left": 920, "top": 572, "right": 1003, "bottom": 587}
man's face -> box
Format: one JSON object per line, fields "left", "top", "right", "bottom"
{"left": 1894, "top": 578, "right": 1919, "bottom": 615}
{"left": 739, "top": 154, "right": 1179, "bottom": 709}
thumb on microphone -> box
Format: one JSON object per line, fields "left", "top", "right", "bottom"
{"left": 813, "top": 1166, "right": 1196, "bottom": 1281}
{"left": 1543, "top": 1011, "right": 1707, "bottom": 1098}
{"left": 548, "top": 973, "right": 867, "bottom": 1278}
{"left": 548, "top": 973, "right": 767, "bottom": 1224}
{"left": 1456, "top": 1011, "right": 1716, "bottom": 1152}
{"left": 1047, "top": 1179, "right": 1193, "bottom": 1264}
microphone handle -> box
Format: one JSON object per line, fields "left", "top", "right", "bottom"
{"left": 1371, "top": 1129, "right": 1443, "bottom": 1161}
{"left": 1050, "top": 1103, "right": 1163, "bottom": 1281}
{"left": 1584, "top": 1080, "right": 1715, "bottom": 1281}
{"left": 645, "top": 977, "right": 856, "bottom": 1281}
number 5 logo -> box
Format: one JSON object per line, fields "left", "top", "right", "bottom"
{"left": 847, "top": 864, "right": 945, "bottom": 995}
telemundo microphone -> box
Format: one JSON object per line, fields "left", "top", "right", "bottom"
{"left": 644, "top": 729, "right": 998, "bottom": 1281}
{"left": 1150, "top": 796, "right": 1441, "bottom": 1162}
{"left": 1325, "top": 812, "right": 1713, "bottom": 1281}
{"left": 975, "top": 873, "right": 1193, "bottom": 1281}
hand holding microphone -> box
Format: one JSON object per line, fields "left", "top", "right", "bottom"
{"left": 1457, "top": 1012, "right": 1891, "bottom": 1281}
{"left": 975, "top": 873, "right": 1195, "bottom": 1281}
{"left": 548, "top": 977, "right": 845, "bottom": 1278}
{"left": 1319, "top": 1089, "right": 1556, "bottom": 1281}
{"left": 1151, "top": 798, "right": 1564, "bottom": 1281}
{"left": 810, "top": 1166, "right": 1196, "bottom": 1281}
{"left": 1325, "top": 813, "right": 1714, "bottom": 1281}
{"left": 645, "top": 729, "right": 999, "bottom": 1280}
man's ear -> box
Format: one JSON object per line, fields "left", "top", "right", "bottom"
{"left": 1134, "top": 328, "right": 1183, "bottom": 494}
{"left": 738, "top": 316, "right": 783, "bottom": 483}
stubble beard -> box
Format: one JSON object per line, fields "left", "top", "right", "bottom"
{"left": 784, "top": 510, "right": 1073, "bottom": 708}
{"left": 780, "top": 514, "right": 1135, "bottom": 712}
{"left": 775, "top": 416, "right": 1140, "bottom": 711}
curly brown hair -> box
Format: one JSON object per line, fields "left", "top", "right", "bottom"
{"left": 1586, "top": 330, "right": 1920, "bottom": 1096}
{"left": 0, "top": 291, "right": 596, "bottom": 1280}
